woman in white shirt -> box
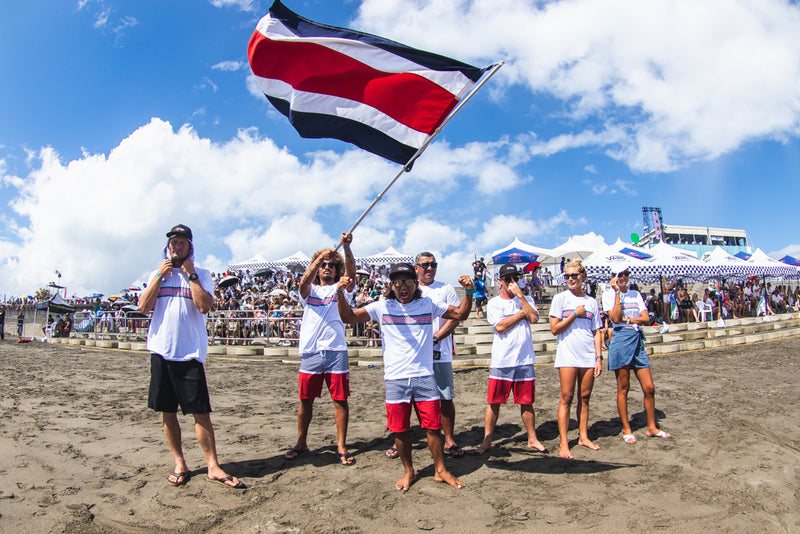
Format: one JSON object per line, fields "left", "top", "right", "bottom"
{"left": 549, "top": 259, "right": 603, "bottom": 459}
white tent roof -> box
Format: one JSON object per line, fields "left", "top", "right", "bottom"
{"left": 746, "top": 248, "right": 798, "bottom": 279}
{"left": 357, "top": 246, "right": 413, "bottom": 265}
{"left": 489, "top": 237, "right": 556, "bottom": 265}
{"left": 550, "top": 232, "right": 607, "bottom": 260}
{"left": 700, "top": 246, "right": 751, "bottom": 279}
{"left": 578, "top": 244, "right": 655, "bottom": 282}
{"left": 646, "top": 242, "right": 698, "bottom": 259}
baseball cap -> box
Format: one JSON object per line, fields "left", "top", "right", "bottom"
{"left": 499, "top": 264, "right": 519, "bottom": 278}
{"left": 389, "top": 262, "right": 417, "bottom": 280}
{"left": 611, "top": 262, "right": 632, "bottom": 275}
{"left": 166, "top": 224, "right": 193, "bottom": 241}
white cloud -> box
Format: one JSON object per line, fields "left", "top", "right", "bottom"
{"left": 212, "top": 61, "right": 247, "bottom": 71}
{"left": 476, "top": 210, "right": 585, "bottom": 251}
{"left": 355, "top": 0, "right": 800, "bottom": 172}
{"left": 769, "top": 244, "right": 800, "bottom": 260}
{"left": 209, "top": 0, "right": 257, "bottom": 12}
{"left": 0, "top": 118, "right": 535, "bottom": 297}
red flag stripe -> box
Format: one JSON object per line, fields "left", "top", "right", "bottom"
{"left": 248, "top": 31, "right": 459, "bottom": 135}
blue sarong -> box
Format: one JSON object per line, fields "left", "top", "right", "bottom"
{"left": 608, "top": 326, "right": 649, "bottom": 370}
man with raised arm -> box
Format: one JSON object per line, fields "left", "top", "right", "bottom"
{"left": 337, "top": 263, "right": 473, "bottom": 491}
{"left": 284, "top": 232, "right": 357, "bottom": 465}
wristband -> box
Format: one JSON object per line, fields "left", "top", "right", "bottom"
{"left": 337, "top": 289, "right": 344, "bottom": 293}
{"left": 595, "top": 356, "right": 603, "bottom": 361}
{"left": 343, "top": 246, "right": 351, "bottom": 251}
{"left": 155, "top": 273, "right": 164, "bottom": 281}
{"left": 573, "top": 311, "right": 578, "bottom": 318}
{"left": 465, "top": 289, "right": 475, "bottom": 295}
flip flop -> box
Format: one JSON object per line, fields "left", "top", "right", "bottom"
{"left": 284, "top": 447, "right": 309, "bottom": 460}
{"left": 646, "top": 430, "right": 671, "bottom": 439}
{"left": 622, "top": 434, "right": 637, "bottom": 444}
{"left": 167, "top": 471, "right": 191, "bottom": 486}
{"left": 444, "top": 444, "right": 465, "bottom": 458}
{"left": 337, "top": 452, "right": 356, "bottom": 466}
{"left": 206, "top": 476, "right": 246, "bottom": 489}
{"left": 385, "top": 446, "right": 399, "bottom": 459}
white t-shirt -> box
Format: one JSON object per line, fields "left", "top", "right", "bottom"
{"left": 601, "top": 289, "right": 647, "bottom": 329}
{"left": 364, "top": 297, "right": 448, "bottom": 380}
{"left": 146, "top": 267, "right": 214, "bottom": 363}
{"left": 486, "top": 295, "right": 536, "bottom": 368}
{"left": 418, "top": 280, "right": 459, "bottom": 363}
{"left": 549, "top": 291, "right": 601, "bottom": 368}
{"left": 298, "top": 284, "right": 352, "bottom": 355}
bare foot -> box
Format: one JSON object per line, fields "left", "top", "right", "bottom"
{"left": 434, "top": 470, "right": 466, "bottom": 489}
{"left": 527, "top": 439, "right": 547, "bottom": 452}
{"left": 559, "top": 444, "right": 574, "bottom": 459}
{"left": 476, "top": 438, "right": 492, "bottom": 455}
{"left": 578, "top": 437, "right": 600, "bottom": 451}
{"left": 395, "top": 471, "right": 416, "bottom": 492}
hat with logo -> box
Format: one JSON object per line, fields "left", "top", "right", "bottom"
{"left": 611, "top": 262, "right": 632, "bottom": 275}
{"left": 166, "top": 224, "right": 193, "bottom": 241}
{"left": 389, "top": 262, "right": 417, "bottom": 280}
{"left": 499, "top": 264, "right": 519, "bottom": 278}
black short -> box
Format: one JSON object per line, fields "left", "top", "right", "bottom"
{"left": 475, "top": 297, "right": 487, "bottom": 306}
{"left": 148, "top": 353, "right": 212, "bottom": 415}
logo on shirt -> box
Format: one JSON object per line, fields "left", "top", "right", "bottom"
{"left": 382, "top": 313, "right": 432, "bottom": 326}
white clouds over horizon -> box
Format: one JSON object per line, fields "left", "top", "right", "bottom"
{"left": 0, "top": 119, "right": 550, "bottom": 296}
{"left": 355, "top": 0, "right": 800, "bottom": 172}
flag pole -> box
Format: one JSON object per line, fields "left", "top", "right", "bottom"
{"left": 336, "top": 60, "right": 505, "bottom": 249}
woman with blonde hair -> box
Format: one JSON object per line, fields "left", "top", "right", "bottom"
{"left": 549, "top": 259, "right": 603, "bottom": 459}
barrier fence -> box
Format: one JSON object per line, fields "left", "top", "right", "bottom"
{"left": 2, "top": 307, "right": 380, "bottom": 348}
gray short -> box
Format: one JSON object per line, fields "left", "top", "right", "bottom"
{"left": 433, "top": 362, "right": 455, "bottom": 400}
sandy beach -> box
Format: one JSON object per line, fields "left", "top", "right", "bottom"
{"left": 1, "top": 336, "right": 798, "bottom": 533}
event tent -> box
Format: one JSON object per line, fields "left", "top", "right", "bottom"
{"left": 549, "top": 232, "right": 607, "bottom": 261}
{"left": 745, "top": 249, "right": 798, "bottom": 279}
{"left": 227, "top": 254, "right": 270, "bottom": 272}
{"left": 577, "top": 245, "right": 654, "bottom": 282}
{"left": 490, "top": 237, "right": 555, "bottom": 265}
{"left": 640, "top": 243, "right": 713, "bottom": 282}
{"left": 700, "top": 246, "right": 751, "bottom": 279}
{"left": 357, "top": 246, "right": 413, "bottom": 265}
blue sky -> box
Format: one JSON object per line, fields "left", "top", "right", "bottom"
{"left": 1, "top": 0, "right": 799, "bottom": 297}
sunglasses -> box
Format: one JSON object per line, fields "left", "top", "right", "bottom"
{"left": 615, "top": 272, "right": 630, "bottom": 277}
{"left": 564, "top": 273, "right": 581, "bottom": 280}
{"left": 417, "top": 262, "right": 438, "bottom": 269}
{"left": 502, "top": 276, "right": 519, "bottom": 283}
{"left": 320, "top": 261, "right": 338, "bottom": 268}
{"left": 391, "top": 278, "right": 416, "bottom": 288}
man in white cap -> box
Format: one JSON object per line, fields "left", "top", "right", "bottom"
{"left": 602, "top": 263, "right": 671, "bottom": 444}
{"left": 139, "top": 224, "right": 245, "bottom": 489}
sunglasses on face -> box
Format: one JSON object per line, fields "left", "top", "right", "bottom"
{"left": 502, "top": 276, "right": 518, "bottom": 283}
{"left": 391, "top": 278, "right": 416, "bottom": 288}
{"left": 616, "top": 272, "right": 630, "bottom": 277}
{"left": 417, "top": 262, "right": 438, "bottom": 269}
{"left": 320, "top": 261, "right": 338, "bottom": 269}
{"left": 564, "top": 273, "right": 581, "bottom": 280}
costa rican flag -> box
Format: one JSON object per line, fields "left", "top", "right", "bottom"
{"left": 248, "top": 1, "right": 489, "bottom": 165}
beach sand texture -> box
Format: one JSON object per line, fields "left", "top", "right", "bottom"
{"left": 0, "top": 337, "right": 798, "bottom": 533}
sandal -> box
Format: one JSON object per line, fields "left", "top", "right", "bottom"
{"left": 285, "top": 447, "right": 309, "bottom": 460}
{"left": 646, "top": 430, "right": 671, "bottom": 439}
{"left": 167, "top": 471, "right": 191, "bottom": 486}
{"left": 622, "top": 434, "right": 637, "bottom": 444}
{"left": 444, "top": 444, "right": 465, "bottom": 458}
{"left": 337, "top": 452, "right": 356, "bottom": 466}
{"left": 385, "top": 446, "right": 399, "bottom": 459}
{"left": 206, "top": 475, "right": 246, "bottom": 489}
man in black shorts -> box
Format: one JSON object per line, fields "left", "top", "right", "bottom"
{"left": 138, "top": 224, "right": 245, "bottom": 489}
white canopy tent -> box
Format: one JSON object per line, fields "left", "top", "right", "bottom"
{"left": 356, "top": 246, "right": 413, "bottom": 266}
{"left": 576, "top": 244, "right": 654, "bottom": 283}
{"left": 746, "top": 248, "right": 798, "bottom": 279}
{"left": 550, "top": 232, "right": 607, "bottom": 261}
{"left": 700, "top": 246, "right": 751, "bottom": 280}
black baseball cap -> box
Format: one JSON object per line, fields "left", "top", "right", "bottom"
{"left": 499, "top": 264, "right": 519, "bottom": 278}
{"left": 389, "top": 262, "right": 417, "bottom": 280}
{"left": 166, "top": 224, "right": 193, "bottom": 241}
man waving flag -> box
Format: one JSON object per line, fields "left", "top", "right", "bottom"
{"left": 248, "top": 1, "right": 491, "bottom": 166}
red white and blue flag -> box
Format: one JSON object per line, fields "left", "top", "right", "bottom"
{"left": 248, "top": 1, "right": 489, "bottom": 165}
